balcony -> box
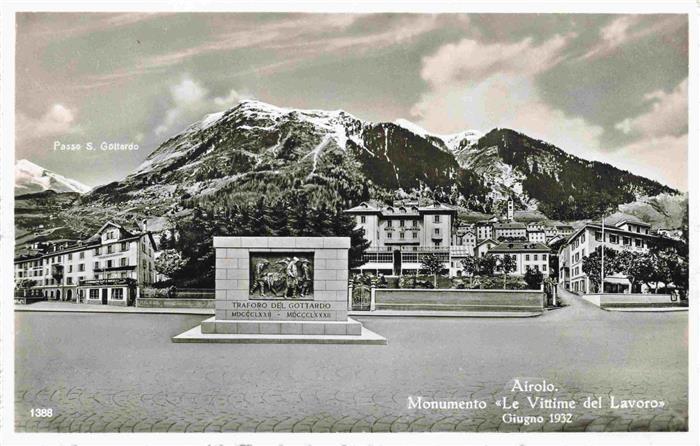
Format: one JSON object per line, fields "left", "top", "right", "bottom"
{"left": 79, "top": 278, "right": 135, "bottom": 287}
{"left": 93, "top": 265, "right": 136, "bottom": 273}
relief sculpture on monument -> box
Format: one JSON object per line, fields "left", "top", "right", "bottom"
{"left": 249, "top": 252, "right": 314, "bottom": 300}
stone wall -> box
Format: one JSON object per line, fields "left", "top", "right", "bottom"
{"left": 374, "top": 289, "right": 544, "bottom": 312}
{"left": 136, "top": 298, "right": 215, "bottom": 309}
{"left": 583, "top": 293, "right": 677, "bottom": 308}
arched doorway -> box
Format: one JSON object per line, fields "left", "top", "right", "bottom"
{"left": 67, "top": 289, "right": 73, "bottom": 301}
{"left": 56, "top": 290, "right": 61, "bottom": 301}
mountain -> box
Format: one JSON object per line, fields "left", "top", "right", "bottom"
{"left": 456, "top": 128, "right": 676, "bottom": 220}
{"left": 39, "top": 99, "right": 678, "bottom": 238}
{"left": 617, "top": 193, "right": 688, "bottom": 230}
{"left": 15, "top": 159, "right": 91, "bottom": 196}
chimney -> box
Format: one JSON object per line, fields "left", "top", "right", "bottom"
{"left": 141, "top": 219, "right": 148, "bottom": 232}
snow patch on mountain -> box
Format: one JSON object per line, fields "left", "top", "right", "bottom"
{"left": 15, "top": 159, "right": 91, "bottom": 195}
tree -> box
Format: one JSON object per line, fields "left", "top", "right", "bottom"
{"left": 154, "top": 249, "right": 187, "bottom": 280}
{"left": 421, "top": 253, "right": 446, "bottom": 288}
{"left": 524, "top": 267, "right": 544, "bottom": 290}
{"left": 498, "top": 255, "right": 517, "bottom": 289}
{"left": 548, "top": 237, "right": 567, "bottom": 278}
{"left": 477, "top": 254, "right": 497, "bottom": 276}
{"left": 460, "top": 254, "right": 478, "bottom": 286}
{"left": 581, "top": 246, "right": 619, "bottom": 293}
{"left": 616, "top": 251, "right": 663, "bottom": 294}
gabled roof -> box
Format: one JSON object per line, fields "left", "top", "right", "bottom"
{"left": 345, "top": 202, "right": 382, "bottom": 214}
{"left": 475, "top": 238, "right": 497, "bottom": 248}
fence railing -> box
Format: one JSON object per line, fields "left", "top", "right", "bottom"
{"left": 141, "top": 288, "right": 215, "bottom": 299}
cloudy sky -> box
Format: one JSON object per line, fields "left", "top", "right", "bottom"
{"left": 16, "top": 13, "right": 688, "bottom": 189}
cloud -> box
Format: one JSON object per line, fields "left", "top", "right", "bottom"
{"left": 214, "top": 89, "right": 245, "bottom": 108}
{"left": 419, "top": 34, "right": 569, "bottom": 87}
{"left": 411, "top": 33, "right": 686, "bottom": 191}
{"left": 579, "top": 15, "right": 685, "bottom": 61}
{"left": 614, "top": 78, "right": 688, "bottom": 138}
{"left": 154, "top": 77, "right": 249, "bottom": 137}
{"left": 16, "top": 104, "right": 82, "bottom": 144}
{"left": 604, "top": 134, "right": 687, "bottom": 191}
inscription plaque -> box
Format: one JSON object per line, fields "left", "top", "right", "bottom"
{"left": 249, "top": 252, "right": 314, "bottom": 300}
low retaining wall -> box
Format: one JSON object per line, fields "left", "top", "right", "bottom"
{"left": 374, "top": 289, "right": 544, "bottom": 312}
{"left": 583, "top": 293, "right": 677, "bottom": 308}
{"left": 136, "top": 298, "right": 215, "bottom": 309}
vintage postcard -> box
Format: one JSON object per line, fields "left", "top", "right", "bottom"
{"left": 1, "top": 1, "right": 697, "bottom": 446}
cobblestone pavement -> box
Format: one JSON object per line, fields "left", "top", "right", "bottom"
{"left": 15, "top": 290, "right": 688, "bottom": 433}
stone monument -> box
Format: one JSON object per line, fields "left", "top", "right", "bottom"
{"left": 173, "top": 236, "right": 386, "bottom": 344}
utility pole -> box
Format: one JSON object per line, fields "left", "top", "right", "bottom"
{"left": 600, "top": 213, "right": 605, "bottom": 294}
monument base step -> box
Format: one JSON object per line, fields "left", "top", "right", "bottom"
{"left": 200, "top": 317, "right": 366, "bottom": 336}
{"left": 172, "top": 318, "right": 386, "bottom": 344}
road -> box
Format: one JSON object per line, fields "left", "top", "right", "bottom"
{"left": 15, "top": 290, "right": 688, "bottom": 432}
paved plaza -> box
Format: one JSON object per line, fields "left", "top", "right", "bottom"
{"left": 15, "top": 290, "right": 688, "bottom": 432}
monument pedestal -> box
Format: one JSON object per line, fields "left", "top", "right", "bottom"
{"left": 172, "top": 236, "right": 386, "bottom": 345}
{"left": 173, "top": 316, "right": 386, "bottom": 344}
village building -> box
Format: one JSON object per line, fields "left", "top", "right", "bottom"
{"left": 488, "top": 241, "right": 550, "bottom": 275}
{"left": 493, "top": 222, "right": 527, "bottom": 240}
{"left": 558, "top": 217, "right": 657, "bottom": 294}
{"left": 14, "top": 221, "right": 158, "bottom": 305}
{"left": 345, "top": 201, "right": 456, "bottom": 276}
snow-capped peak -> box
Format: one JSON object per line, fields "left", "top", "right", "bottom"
{"left": 439, "top": 129, "right": 484, "bottom": 153}
{"left": 393, "top": 119, "right": 433, "bottom": 139}
{"left": 393, "top": 118, "right": 482, "bottom": 152}
{"left": 15, "top": 159, "right": 91, "bottom": 195}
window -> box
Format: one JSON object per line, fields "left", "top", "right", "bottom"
{"left": 434, "top": 228, "right": 440, "bottom": 235}
{"left": 107, "top": 260, "right": 113, "bottom": 268}
{"left": 67, "top": 277, "right": 73, "bottom": 285}
{"left": 387, "top": 232, "right": 392, "bottom": 239}
{"left": 635, "top": 239, "right": 642, "bottom": 247}
{"left": 399, "top": 232, "right": 405, "bottom": 239}
{"left": 79, "top": 252, "right": 85, "bottom": 259}
{"left": 120, "top": 257, "right": 127, "bottom": 267}
{"left": 595, "top": 232, "right": 602, "bottom": 241}
{"left": 107, "top": 245, "right": 114, "bottom": 254}
{"left": 525, "top": 255, "right": 530, "bottom": 261}
{"left": 89, "top": 289, "right": 99, "bottom": 299}
{"left": 120, "top": 272, "right": 127, "bottom": 279}
{"left": 94, "top": 261, "right": 100, "bottom": 269}
{"left": 387, "top": 220, "right": 393, "bottom": 228}
{"left": 94, "top": 247, "right": 101, "bottom": 255}
{"left": 542, "top": 264, "right": 547, "bottom": 272}
{"left": 68, "top": 265, "right": 73, "bottom": 273}
{"left": 609, "top": 235, "right": 619, "bottom": 244}
{"left": 623, "top": 237, "right": 631, "bottom": 246}
{"left": 434, "top": 215, "right": 440, "bottom": 223}
{"left": 533, "top": 254, "right": 538, "bottom": 261}
{"left": 78, "top": 264, "right": 85, "bottom": 272}
{"left": 360, "top": 216, "right": 366, "bottom": 224}
{"left": 67, "top": 253, "right": 72, "bottom": 260}
{"left": 412, "top": 220, "right": 418, "bottom": 228}
{"left": 581, "top": 233, "right": 585, "bottom": 242}
{"left": 400, "top": 219, "right": 405, "bottom": 227}
{"left": 121, "top": 242, "right": 128, "bottom": 251}
{"left": 413, "top": 232, "right": 418, "bottom": 239}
